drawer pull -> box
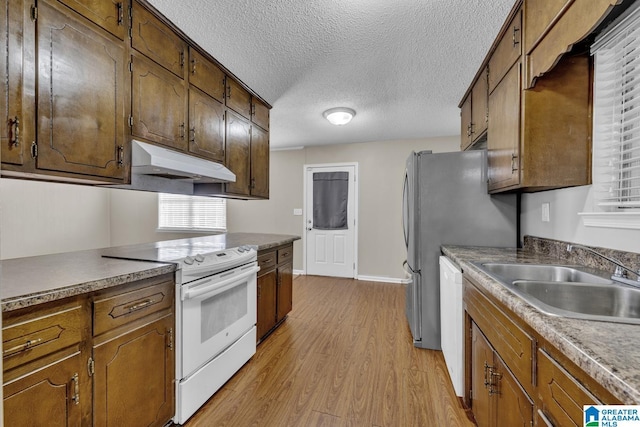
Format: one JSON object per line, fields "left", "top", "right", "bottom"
{"left": 126, "top": 299, "right": 154, "bottom": 313}
{"left": 71, "top": 373, "right": 80, "bottom": 405}
{"left": 3, "top": 338, "right": 43, "bottom": 357}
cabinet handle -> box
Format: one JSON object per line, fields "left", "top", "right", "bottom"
{"left": 116, "top": 2, "right": 123, "bottom": 25}
{"left": 126, "top": 299, "right": 154, "bottom": 312}
{"left": 191, "top": 58, "right": 197, "bottom": 75}
{"left": 180, "top": 51, "right": 185, "bottom": 68}
{"left": 251, "top": 178, "right": 256, "bottom": 189}
{"left": 117, "top": 145, "right": 124, "bottom": 166}
{"left": 251, "top": 103, "right": 256, "bottom": 117}
{"left": 179, "top": 123, "right": 185, "bottom": 139}
{"left": 227, "top": 85, "right": 231, "bottom": 100}
{"left": 190, "top": 127, "right": 196, "bottom": 144}
{"left": 167, "top": 328, "right": 173, "bottom": 350}
{"left": 3, "top": 338, "right": 43, "bottom": 357}
{"left": 511, "top": 153, "right": 518, "bottom": 173}
{"left": 71, "top": 373, "right": 80, "bottom": 405}
{"left": 10, "top": 116, "right": 20, "bottom": 146}
{"left": 512, "top": 26, "right": 520, "bottom": 47}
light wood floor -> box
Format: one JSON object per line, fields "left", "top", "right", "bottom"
{"left": 184, "top": 275, "right": 475, "bottom": 427}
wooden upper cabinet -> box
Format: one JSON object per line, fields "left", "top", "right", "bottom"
{"left": 189, "top": 47, "right": 225, "bottom": 103}
{"left": 1, "top": 0, "right": 33, "bottom": 168}
{"left": 460, "top": 68, "right": 488, "bottom": 150}
{"left": 57, "top": 0, "right": 127, "bottom": 40}
{"left": 488, "top": 62, "right": 521, "bottom": 192}
{"left": 225, "top": 110, "right": 251, "bottom": 196}
{"left": 226, "top": 78, "right": 252, "bottom": 120}
{"left": 36, "top": 0, "right": 126, "bottom": 179}
{"left": 189, "top": 87, "right": 226, "bottom": 163}
{"left": 251, "top": 98, "right": 270, "bottom": 131}
{"left": 525, "top": 0, "right": 619, "bottom": 88}
{"left": 131, "top": 1, "right": 186, "bottom": 78}
{"left": 131, "top": 54, "right": 188, "bottom": 151}
{"left": 488, "top": 8, "right": 522, "bottom": 93}
{"left": 460, "top": 95, "right": 472, "bottom": 150}
{"left": 250, "top": 125, "right": 269, "bottom": 198}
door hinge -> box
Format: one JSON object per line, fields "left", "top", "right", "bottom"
{"left": 71, "top": 373, "right": 80, "bottom": 405}
{"left": 128, "top": 115, "right": 133, "bottom": 127}
{"left": 87, "top": 357, "right": 95, "bottom": 377}
{"left": 128, "top": 61, "right": 133, "bottom": 72}
{"left": 30, "top": 141, "right": 37, "bottom": 158}
{"left": 30, "top": 5, "right": 37, "bottom": 21}
{"left": 167, "top": 328, "right": 173, "bottom": 350}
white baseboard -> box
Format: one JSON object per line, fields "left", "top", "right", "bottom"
{"left": 294, "top": 271, "right": 409, "bottom": 285}
{"left": 356, "top": 275, "right": 410, "bottom": 284}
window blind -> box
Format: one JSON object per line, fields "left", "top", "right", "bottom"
{"left": 592, "top": 5, "right": 640, "bottom": 209}
{"left": 158, "top": 193, "right": 226, "bottom": 231}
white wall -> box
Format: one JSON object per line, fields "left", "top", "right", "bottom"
{"left": 521, "top": 186, "right": 640, "bottom": 253}
{"left": 0, "top": 179, "right": 111, "bottom": 259}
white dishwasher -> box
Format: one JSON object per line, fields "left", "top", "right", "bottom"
{"left": 439, "top": 256, "right": 464, "bottom": 397}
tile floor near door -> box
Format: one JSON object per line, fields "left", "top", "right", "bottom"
{"left": 184, "top": 275, "right": 474, "bottom": 427}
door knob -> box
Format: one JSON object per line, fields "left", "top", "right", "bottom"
{"left": 307, "top": 227, "right": 312, "bottom": 231}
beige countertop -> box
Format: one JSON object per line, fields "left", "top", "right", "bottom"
{"left": 2, "top": 232, "right": 300, "bottom": 313}
{"left": 442, "top": 244, "right": 640, "bottom": 405}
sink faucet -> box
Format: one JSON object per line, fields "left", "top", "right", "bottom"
{"left": 567, "top": 244, "right": 640, "bottom": 288}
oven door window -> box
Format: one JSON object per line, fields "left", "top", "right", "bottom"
{"left": 182, "top": 272, "right": 257, "bottom": 378}
{"left": 201, "top": 284, "right": 247, "bottom": 342}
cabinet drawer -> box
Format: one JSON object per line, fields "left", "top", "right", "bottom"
{"left": 277, "top": 246, "right": 293, "bottom": 264}
{"left": 93, "top": 280, "right": 173, "bottom": 336}
{"left": 3, "top": 305, "right": 84, "bottom": 371}
{"left": 464, "top": 279, "right": 534, "bottom": 393}
{"left": 538, "top": 349, "right": 600, "bottom": 426}
{"left": 488, "top": 8, "right": 522, "bottom": 93}
{"left": 258, "top": 251, "right": 277, "bottom": 273}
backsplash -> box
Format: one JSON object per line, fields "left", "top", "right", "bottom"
{"left": 524, "top": 235, "right": 640, "bottom": 276}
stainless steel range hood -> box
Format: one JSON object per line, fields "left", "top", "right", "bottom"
{"left": 107, "top": 140, "right": 235, "bottom": 195}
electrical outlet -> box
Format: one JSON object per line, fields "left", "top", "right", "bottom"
{"left": 293, "top": 208, "right": 303, "bottom": 216}
{"left": 541, "top": 203, "right": 550, "bottom": 222}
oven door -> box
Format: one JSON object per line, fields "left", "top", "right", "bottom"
{"left": 180, "top": 262, "right": 259, "bottom": 378}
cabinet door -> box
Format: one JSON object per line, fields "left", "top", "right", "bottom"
{"left": 1, "top": 0, "right": 33, "bottom": 167}
{"left": 225, "top": 110, "right": 251, "bottom": 196}
{"left": 93, "top": 315, "right": 174, "bottom": 427}
{"left": 493, "top": 354, "right": 533, "bottom": 427}
{"left": 488, "top": 62, "right": 521, "bottom": 192}
{"left": 251, "top": 98, "right": 270, "bottom": 131}
{"left": 277, "top": 262, "right": 293, "bottom": 321}
{"left": 226, "top": 78, "right": 251, "bottom": 119}
{"left": 57, "top": 0, "right": 127, "bottom": 40}
{"left": 4, "top": 352, "right": 84, "bottom": 427}
{"left": 460, "top": 95, "right": 472, "bottom": 150}
{"left": 538, "top": 349, "right": 600, "bottom": 426}
{"left": 471, "top": 69, "right": 488, "bottom": 140}
{"left": 257, "top": 269, "right": 277, "bottom": 341}
{"left": 131, "top": 54, "right": 188, "bottom": 151}
{"left": 189, "top": 87, "right": 225, "bottom": 162}
{"left": 250, "top": 125, "right": 269, "bottom": 198}
{"left": 488, "top": 9, "right": 522, "bottom": 92}
{"left": 36, "top": 0, "right": 125, "bottom": 179}
{"left": 189, "top": 48, "right": 225, "bottom": 103}
{"left": 471, "top": 323, "right": 493, "bottom": 427}
{"left": 131, "top": 1, "right": 186, "bottom": 77}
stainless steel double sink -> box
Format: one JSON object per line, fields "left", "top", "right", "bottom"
{"left": 474, "top": 262, "right": 640, "bottom": 324}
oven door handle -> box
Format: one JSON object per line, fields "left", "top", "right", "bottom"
{"left": 181, "top": 265, "right": 260, "bottom": 301}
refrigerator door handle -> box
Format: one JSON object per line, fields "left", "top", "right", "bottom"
{"left": 402, "top": 170, "right": 410, "bottom": 249}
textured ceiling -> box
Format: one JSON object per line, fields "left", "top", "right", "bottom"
{"left": 147, "top": 0, "right": 514, "bottom": 149}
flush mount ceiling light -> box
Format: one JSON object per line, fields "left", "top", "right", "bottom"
{"left": 323, "top": 107, "right": 356, "bottom": 126}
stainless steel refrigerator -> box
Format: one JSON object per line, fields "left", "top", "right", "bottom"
{"left": 402, "top": 150, "right": 517, "bottom": 350}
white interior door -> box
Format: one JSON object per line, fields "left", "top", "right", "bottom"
{"left": 305, "top": 164, "right": 357, "bottom": 278}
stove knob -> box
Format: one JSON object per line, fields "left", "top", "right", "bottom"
{"left": 194, "top": 254, "right": 205, "bottom": 263}
{"left": 184, "top": 256, "right": 195, "bottom": 265}
{"left": 238, "top": 247, "right": 245, "bottom": 253}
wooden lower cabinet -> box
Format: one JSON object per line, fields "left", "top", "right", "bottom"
{"left": 470, "top": 323, "right": 533, "bottom": 427}
{"left": 93, "top": 314, "right": 174, "bottom": 427}
{"left": 2, "top": 273, "right": 175, "bottom": 426}
{"left": 464, "top": 274, "right": 621, "bottom": 427}
{"left": 256, "top": 243, "right": 294, "bottom": 343}
{"left": 4, "top": 352, "right": 85, "bottom": 427}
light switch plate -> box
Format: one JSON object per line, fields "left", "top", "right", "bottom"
{"left": 541, "top": 203, "right": 550, "bottom": 222}
{"left": 293, "top": 208, "right": 303, "bottom": 216}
